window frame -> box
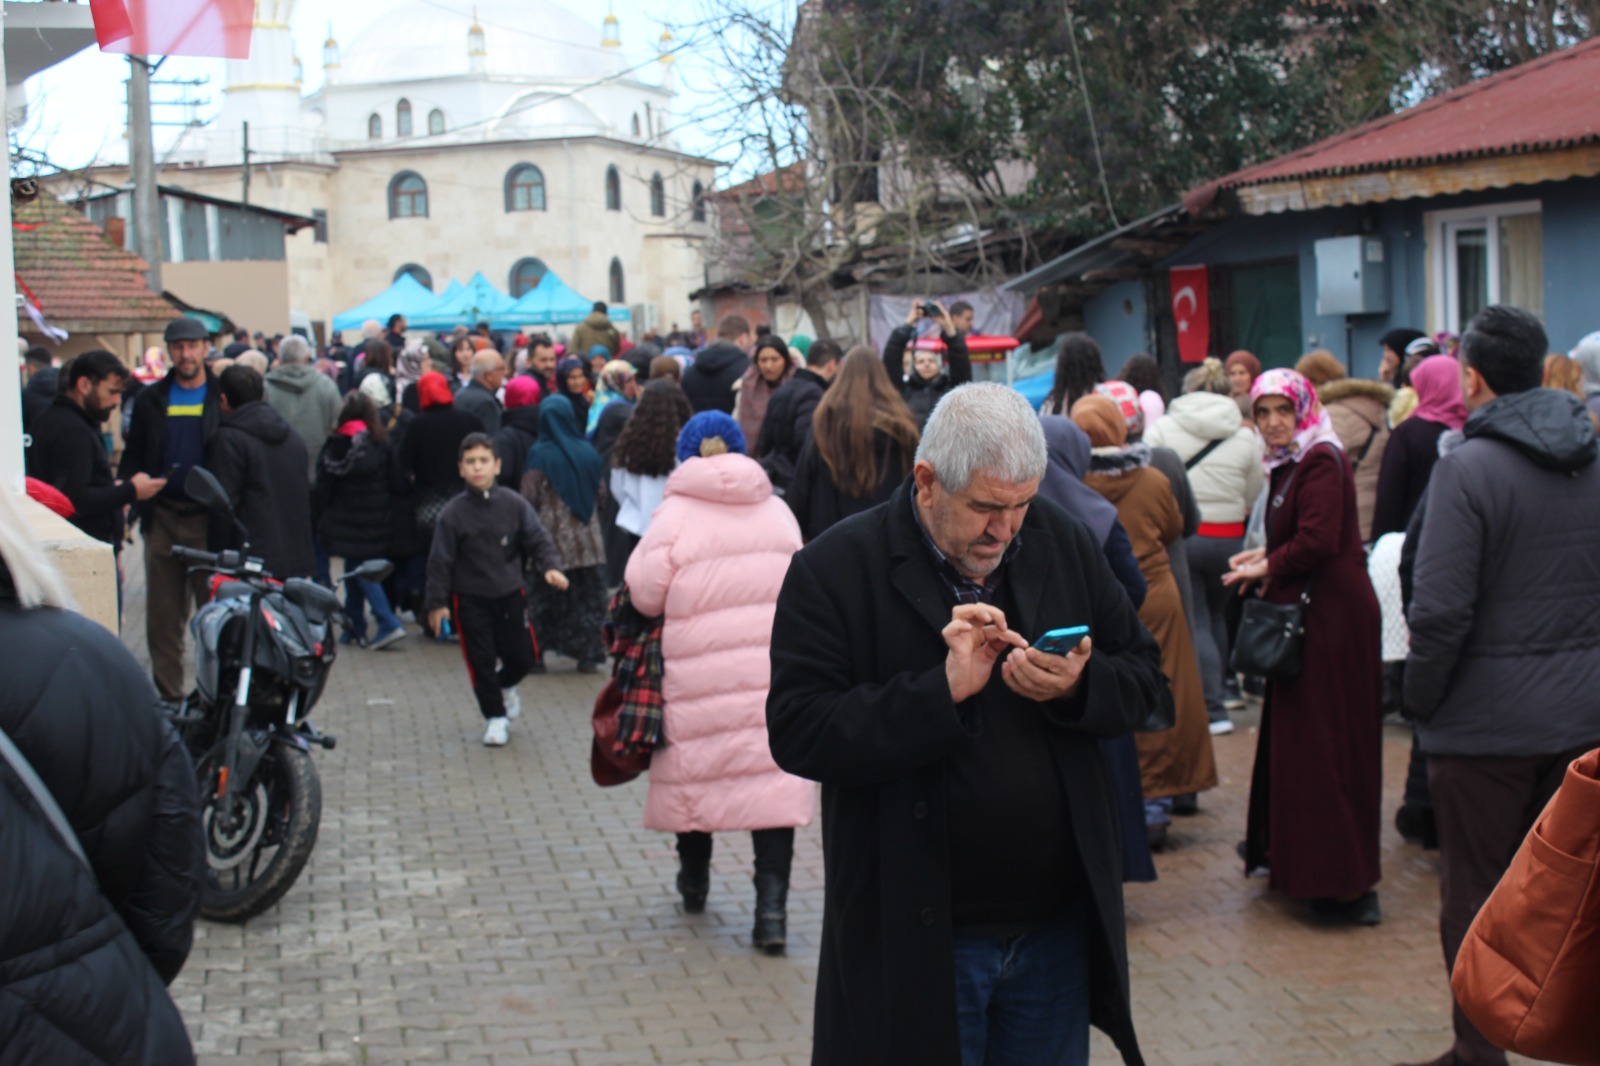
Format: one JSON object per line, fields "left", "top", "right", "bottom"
{"left": 605, "top": 165, "right": 621, "bottom": 212}
{"left": 649, "top": 172, "right": 665, "bottom": 218}
{"left": 396, "top": 99, "right": 413, "bottom": 137}
{"left": 504, "top": 164, "right": 547, "bottom": 213}
{"left": 509, "top": 257, "right": 549, "bottom": 297}
{"left": 388, "top": 171, "right": 429, "bottom": 220}
{"left": 609, "top": 257, "right": 625, "bottom": 304}
{"left": 1427, "top": 199, "right": 1542, "bottom": 335}
{"left": 690, "top": 180, "right": 706, "bottom": 223}
{"left": 367, "top": 113, "right": 382, "bottom": 140}
{"left": 394, "top": 263, "right": 433, "bottom": 291}
{"left": 428, "top": 108, "right": 445, "bottom": 136}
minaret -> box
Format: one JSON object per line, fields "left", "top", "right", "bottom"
{"left": 204, "top": 0, "right": 304, "bottom": 165}
{"left": 322, "top": 24, "right": 341, "bottom": 87}
{"left": 468, "top": 8, "right": 487, "bottom": 75}
{"left": 602, "top": 3, "right": 621, "bottom": 48}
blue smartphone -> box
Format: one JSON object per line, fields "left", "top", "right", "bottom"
{"left": 1033, "top": 626, "right": 1090, "bottom": 655}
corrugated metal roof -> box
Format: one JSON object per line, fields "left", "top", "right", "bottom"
{"left": 1202, "top": 37, "right": 1600, "bottom": 196}
{"left": 13, "top": 194, "right": 179, "bottom": 333}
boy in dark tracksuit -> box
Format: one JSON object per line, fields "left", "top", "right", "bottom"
{"left": 426, "top": 434, "right": 568, "bottom": 746}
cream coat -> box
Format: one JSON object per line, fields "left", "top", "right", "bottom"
{"left": 625, "top": 452, "right": 815, "bottom": 833}
{"left": 1145, "top": 392, "right": 1264, "bottom": 523}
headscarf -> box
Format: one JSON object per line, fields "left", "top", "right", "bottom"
{"left": 588, "top": 360, "right": 636, "bottom": 434}
{"left": 1570, "top": 331, "right": 1600, "bottom": 397}
{"left": 1093, "top": 381, "right": 1144, "bottom": 438}
{"left": 676, "top": 411, "right": 746, "bottom": 463}
{"left": 1225, "top": 350, "right": 1261, "bottom": 389}
{"left": 1070, "top": 394, "right": 1127, "bottom": 449}
{"left": 358, "top": 369, "right": 393, "bottom": 408}
{"left": 556, "top": 356, "right": 591, "bottom": 398}
{"left": 417, "top": 371, "right": 453, "bottom": 410}
{"left": 588, "top": 344, "right": 612, "bottom": 363}
{"left": 788, "top": 334, "right": 813, "bottom": 359}
{"left": 504, "top": 376, "right": 541, "bottom": 409}
{"left": 525, "top": 395, "right": 605, "bottom": 523}
{"left": 1407, "top": 354, "right": 1468, "bottom": 430}
{"left": 397, "top": 345, "right": 428, "bottom": 391}
{"left": 1038, "top": 415, "right": 1118, "bottom": 546}
{"left": 1249, "top": 368, "right": 1344, "bottom": 471}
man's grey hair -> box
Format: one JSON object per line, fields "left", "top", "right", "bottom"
{"left": 470, "top": 350, "right": 503, "bottom": 380}
{"left": 916, "top": 383, "right": 1048, "bottom": 492}
{"left": 277, "top": 335, "right": 311, "bottom": 364}
{"left": 361, "top": 319, "right": 382, "bottom": 339}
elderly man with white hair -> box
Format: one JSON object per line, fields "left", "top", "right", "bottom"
{"left": 454, "top": 349, "right": 507, "bottom": 434}
{"left": 264, "top": 333, "right": 342, "bottom": 483}
{"left": 767, "top": 382, "right": 1168, "bottom": 1066}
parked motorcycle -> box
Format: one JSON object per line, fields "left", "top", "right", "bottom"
{"left": 170, "top": 466, "right": 390, "bottom": 922}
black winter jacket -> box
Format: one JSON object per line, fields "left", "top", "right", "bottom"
{"left": 119, "top": 369, "right": 223, "bottom": 529}
{"left": 207, "top": 401, "right": 315, "bottom": 579}
{"left": 680, "top": 341, "right": 750, "bottom": 414}
{"left": 755, "top": 369, "right": 828, "bottom": 491}
{"left": 398, "top": 406, "right": 481, "bottom": 497}
{"left": 0, "top": 578, "right": 204, "bottom": 1065}
{"left": 424, "top": 485, "right": 561, "bottom": 610}
{"left": 453, "top": 380, "right": 503, "bottom": 435}
{"left": 19, "top": 368, "right": 57, "bottom": 433}
{"left": 1407, "top": 389, "right": 1600, "bottom": 756}
{"left": 1371, "top": 414, "right": 1449, "bottom": 539}
{"left": 882, "top": 325, "right": 972, "bottom": 428}
{"left": 493, "top": 405, "right": 540, "bottom": 489}
{"left": 315, "top": 430, "right": 399, "bottom": 560}
{"left": 766, "top": 482, "right": 1165, "bottom": 1066}
{"left": 25, "top": 396, "right": 136, "bottom": 546}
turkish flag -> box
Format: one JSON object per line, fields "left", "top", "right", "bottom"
{"left": 90, "top": 0, "right": 253, "bottom": 59}
{"left": 1170, "top": 266, "right": 1210, "bottom": 364}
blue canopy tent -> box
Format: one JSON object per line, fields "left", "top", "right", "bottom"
{"left": 408, "top": 272, "right": 519, "bottom": 331}
{"left": 330, "top": 274, "right": 438, "bottom": 333}
{"left": 501, "top": 270, "right": 631, "bottom": 328}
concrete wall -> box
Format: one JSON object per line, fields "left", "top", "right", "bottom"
{"left": 165, "top": 260, "right": 292, "bottom": 338}
{"left": 18, "top": 493, "right": 117, "bottom": 636}
{"left": 1538, "top": 177, "right": 1600, "bottom": 352}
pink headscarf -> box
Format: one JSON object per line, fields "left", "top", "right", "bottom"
{"left": 1249, "top": 368, "right": 1344, "bottom": 471}
{"left": 1408, "top": 354, "right": 1468, "bottom": 431}
{"left": 504, "top": 376, "right": 542, "bottom": 409}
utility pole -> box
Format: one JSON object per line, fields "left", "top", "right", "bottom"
{"left": 128, "top": 56, "right": 162, "bottom": 293}
{"left": 241, "top": 121, "right": 251, "bottom": 205}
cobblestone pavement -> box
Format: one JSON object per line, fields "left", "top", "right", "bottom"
{"left": 117, "top": 548, "right": 1541, "bottom": 1065}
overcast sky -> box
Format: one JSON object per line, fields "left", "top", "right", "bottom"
{"left": 13, "top": 0, "right": 737, "bottom": 176}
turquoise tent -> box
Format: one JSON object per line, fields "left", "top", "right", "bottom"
{"left": 408, "top": 272, "right": 518, "bottom": 331}
{"left": 501, "top": 270, "right": 630, "bottom": 327}
{"left": 330, "top": 274, "right": 437, "bottom": 333}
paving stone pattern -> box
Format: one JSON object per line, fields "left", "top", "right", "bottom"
{"left": 119, "top": 548, "right": 1544, "bottom": 1065}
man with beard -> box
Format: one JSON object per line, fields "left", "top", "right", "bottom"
{"left": 27, "top": 349, "right": 167, "bottom": 551}
{"left": 122, "top": 318, "right": 223, "bottom": 701}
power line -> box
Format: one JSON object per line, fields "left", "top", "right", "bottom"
{"left": 1062, "top": 1, "right": 1119, "bottom": 228}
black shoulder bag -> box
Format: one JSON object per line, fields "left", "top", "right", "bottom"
{"left": 1228, "top": 444, "right": 1342, "bottom": 681}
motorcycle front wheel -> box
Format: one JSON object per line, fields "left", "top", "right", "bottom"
{"left": 198, "top": 743, "right": 322, "bottom": 923}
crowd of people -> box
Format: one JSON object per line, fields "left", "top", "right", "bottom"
{"left": 12, "top": 293, "right": 1600, "bottom": 1066}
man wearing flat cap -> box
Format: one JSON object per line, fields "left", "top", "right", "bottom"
{"left": 120, "top": 317, "right": 222, "bottom": 701}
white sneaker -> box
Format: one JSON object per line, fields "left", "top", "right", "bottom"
{"left": 482, "top": 717, "right": 509, "bottom": 746}
{"left": 502, "top": 686, "right": 521, "bottom": 719}
{"left": 1209, "top": 718, "right": 1235, "bottom": 736}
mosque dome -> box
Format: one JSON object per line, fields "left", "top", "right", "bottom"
{"left": 338, "top": 0, "right": 627, "bottom": 84}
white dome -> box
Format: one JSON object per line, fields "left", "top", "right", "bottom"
{"left": 488, "top": 92, "right": 608, "bottom": 139}
{"left": 339, "top": 0, "right": 628, "bottom": 84}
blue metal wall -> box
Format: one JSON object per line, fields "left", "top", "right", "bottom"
{"left": 1083, "top": 278, "right": 1150, "bottom": 371}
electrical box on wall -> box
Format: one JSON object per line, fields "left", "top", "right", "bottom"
{"left": 1315, "top": 236, "right": 1389, "bottom": 316}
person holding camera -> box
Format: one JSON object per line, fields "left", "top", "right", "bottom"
{"left": 882, "top": 298, "right": 973, "bottom": 429}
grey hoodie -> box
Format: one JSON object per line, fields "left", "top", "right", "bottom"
{"left": 264, "top": 362, "right": 342, "bottom": 481}
{"left": 1406, "top": 388, "right": 1600, "bottom": 756}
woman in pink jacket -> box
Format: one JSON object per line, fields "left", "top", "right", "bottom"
{"left": 625, "top": 411, "right": 814, "bottom": 954}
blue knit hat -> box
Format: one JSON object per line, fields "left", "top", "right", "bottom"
{"left": 676, "top": 411, "right": 746, "bottom": 462}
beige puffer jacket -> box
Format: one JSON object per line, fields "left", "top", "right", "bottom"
{"left": 1145, "top": 391, "right": 1264, "bottom": 524}
{"left": 1317, "top": 378, "right": 1394, "bottom": 542}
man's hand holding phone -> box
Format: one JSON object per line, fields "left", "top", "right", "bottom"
{"left": 942, "top": 604, "right": 1027, "bottom": 703}
{"left": 1003, "top": 627, "right": 1092, "bottom": 703}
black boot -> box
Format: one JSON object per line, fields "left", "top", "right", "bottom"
{"left": 752, "top": 872, "right": 789, "bottom": 955}
{"left": 677, "top": 856, "right": 709, "bottom": 914}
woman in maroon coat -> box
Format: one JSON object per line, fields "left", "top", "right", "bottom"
{"left": 1224, "top": 369, "right": 1384, "bottom": 925}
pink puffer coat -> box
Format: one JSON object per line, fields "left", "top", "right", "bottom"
{"left": 625, "top": 452, "right": 815, "bottom": 833}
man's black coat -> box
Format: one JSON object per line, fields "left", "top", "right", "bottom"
{"left": 119, "top": 367, "right": 223, "bottom": 530}
{"left": 25, "top": 395, "right": 137, "bottom": 545}
{"left": 767, "top": 480, "right": 1165, "bottom": 1066}
{"left": 208, "top": 400, "right": 315, "bottom": 579}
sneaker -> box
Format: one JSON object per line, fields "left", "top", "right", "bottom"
{"left": 368, "top": 626, "right": 407, "bottom": 650}
{"left": 1209, "top": 718, "right": 1235, "bottom": 736}
{"left": 482, "top": 717, "right": 509, "bottom": 746}
{"left": 1222, "top": 692, "right": 1246, "bottom": 711}
{"left": 502, "top": 686, "right": 521, "bottom": 719}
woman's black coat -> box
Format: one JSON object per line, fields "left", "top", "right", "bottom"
{"left": 766, "top": 480, "right": 1165, "bottom": 1066}
{"left": 0, "top": 589, "right": 205, "bottom": 1064}
{"left": 315, "top": 430, "right": 399, "bottom": 560}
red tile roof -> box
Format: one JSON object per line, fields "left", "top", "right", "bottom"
{"left": 13, "top": 193, "right": 178, "bottom": 334}
{"left": 1190, "top": 37, "right": 1600, "bottom": 206}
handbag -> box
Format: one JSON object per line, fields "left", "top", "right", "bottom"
{"left": 590, "top": 677, "right": 652, "bottom": 787}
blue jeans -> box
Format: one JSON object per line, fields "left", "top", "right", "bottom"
{"left": 952, "top": 900, "right": 1091, "bottom": 1066}
{"left": 343, "top": 559, "right": 402, "bottom": 639}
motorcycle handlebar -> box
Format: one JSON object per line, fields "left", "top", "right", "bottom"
{"left": 170, "top": 545, "right": 264, "bottom": 574}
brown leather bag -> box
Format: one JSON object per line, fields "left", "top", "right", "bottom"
{"left": 1452, "top": 747, "right": 1600, "bottom": 1065}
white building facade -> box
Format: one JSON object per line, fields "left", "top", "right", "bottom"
{"left": 96, "top": 0, "right": 716, "bottom": 338}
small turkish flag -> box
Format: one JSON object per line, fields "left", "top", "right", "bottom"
{"left": 90, "top": 0, "right": 253, "bottom": 59}
{"left": 1170, "top": 266, "right": 1210, "bottom": 365}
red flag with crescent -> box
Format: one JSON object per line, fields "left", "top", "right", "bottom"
{"left": 89, "top": 0, "right": 253, "bottom": 59}
{"left": 1170, "top": 266, "right": 1210, "bottom": 364}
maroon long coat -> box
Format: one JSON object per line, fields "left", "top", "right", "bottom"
{"left": 1242, "top": 443, "right": 1383, "bottom": 900}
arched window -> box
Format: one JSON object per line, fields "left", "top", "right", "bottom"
{"left": 609, "top": 257, "right": 625, "bottom": 304}
{"left": 644, "top": 102, "right": 653, "bottom": 136}
{"left": 604, "top": 165, "right": 621, "bottom": 211}
{"left": 631, "top": 114, "right": 640, "bottom": 138}
{"left": 509, "top": 257, "right": 549, "bottom": 297}
{"left": 367, "top": 113, "right": 382, "bottom": 140}
{"left": 504, "top": 164, "right": 546, "bottom": 212}
{"left": 691, "top": 180, "right": 706, "bottom": 223}
{"left": 394, "top": 263, "right": 433, "bottom": 291}
{"left": 649, "top": 172, "right": 665, "bottom": 217}
{"left": 396, "top": 99, "right": 413, "bottom": 137}
{"left": 388, "top": 171, "right": 428, "bottom": 219}
{"left": 428, "top": 108, "right": 445, "bottom": 135}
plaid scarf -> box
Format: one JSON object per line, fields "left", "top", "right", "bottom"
{"left": 603, "top": 584, "right": 665, "bottom": 756}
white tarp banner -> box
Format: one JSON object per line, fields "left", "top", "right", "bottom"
{"left": 867, "top": 290, "right": 1026, "bottom": 353}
